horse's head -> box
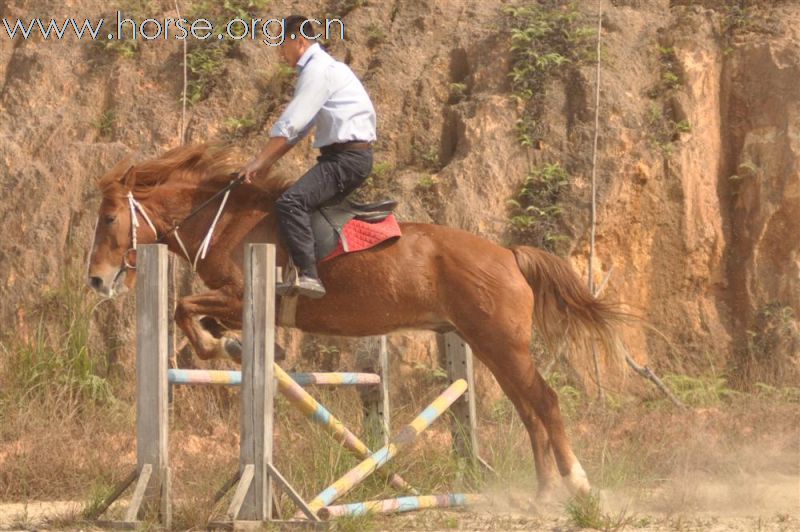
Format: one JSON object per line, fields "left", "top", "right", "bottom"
{"left": 86, "top": 143, "right": 269, "bottom": 298}
{"left": 87, "top": 164, "right": 143, "bottom": 298}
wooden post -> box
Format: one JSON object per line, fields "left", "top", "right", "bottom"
{"left": 361, "top": 336, "right": 391, "bottom": 448}
{"left": 378, "top": 336, "right": 391, "bottom": 445}
{"left": 237, "top": 243, "right": 275, "bottom": 522}
{"left": 133, "top": 244, "right": 170, "bottom": 526}
{"left": 441, "top": 332, "right": 479, "bottom": 465}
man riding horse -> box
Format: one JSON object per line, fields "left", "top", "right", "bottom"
{"left": 238, "top": 15, "right": 376, "bottom": 299}
{"left": 86, "top": 13, "right": 630, "bottom": 501}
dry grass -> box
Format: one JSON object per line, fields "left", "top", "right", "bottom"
{"left": 1, "top": 273, "right": 798, "bottom": 529}
{"left": 2, "top": 371, "right": 798, "bottom": 529}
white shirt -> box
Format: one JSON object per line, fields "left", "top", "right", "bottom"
{"left": 270, "top": 43, "right": 377, "bottom": 149}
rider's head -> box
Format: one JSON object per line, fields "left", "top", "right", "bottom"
{"left": 280, "top": 15, "right": 316, "bottom": 67}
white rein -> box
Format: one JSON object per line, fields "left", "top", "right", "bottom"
{"left": 126, "top": 188, "right": 232, "bottom": 272}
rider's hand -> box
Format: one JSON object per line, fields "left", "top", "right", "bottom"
{"left": 238, "top": 157, "right": 269, "bottom": 184}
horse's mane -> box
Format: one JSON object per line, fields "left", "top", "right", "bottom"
{"left": 97, "top": 143, "right": 293, "bottom": 202}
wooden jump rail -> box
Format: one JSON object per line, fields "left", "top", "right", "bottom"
{"left": 167, "top": 369, "right": 382, "bottom": 386}
{"left": 88, "top": 243, "right": 488, "bottom": 528}
{"left": 303, "top": 379, "right": 468, "bottom": 515}
{"left": 318, "top": 493, "right": 486, "bottom": 521}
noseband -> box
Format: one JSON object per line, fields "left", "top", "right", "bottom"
{"left": 124, "top": 191, "right": 158, "bottom": 269}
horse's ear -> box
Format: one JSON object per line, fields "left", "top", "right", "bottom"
{"left": 119, "top": 165, "right": 136, "bottom": 190}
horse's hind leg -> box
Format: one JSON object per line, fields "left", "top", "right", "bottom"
{"left": 484, "top": 354, "right": 560, "bottom": 497}
{"left": 441, "top": 329, "right": 556, "bottom": 494}
{"left": 456, "top": 322, "right": 590, "bottom": 496}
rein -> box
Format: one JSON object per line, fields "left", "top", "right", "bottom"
{"left": 125, "top": 173, "right": 245, "bottom": 272}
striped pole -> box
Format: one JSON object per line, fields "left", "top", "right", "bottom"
{"left": 305, "top": 379, "right": 468, "bottom": 515}
{"left": 318, "top": 493, "right": 484, "bottom": 520}
{"left": 167, "top": 369, "right": 380, "bottom": 387}
{"left": 272, "top": 364, "right": 413, "bottom": 493}
{"left": 290, "top": 372, "right": 381, "bottom": 386}
{"left": 168, "top": 369, "right": 241, "bottom": 385}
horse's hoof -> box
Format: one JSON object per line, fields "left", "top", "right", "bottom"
{"left": 565, "top": 463, "right": 591, "bottom": 495}
{"left": 224, "top": 338, "right": 242, "bottom": 361}
{"left": 221, "top": 338, "right": 286, "bottom": 362}
{"left": 536, "top": 485, "right": 558, "bottom": 505}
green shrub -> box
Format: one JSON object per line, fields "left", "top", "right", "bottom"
{"left": 184, "top": 44, "right": 228, "bottom": 105}
{"left": 94, "top": 0, "right": 151, "bottom": 58}
{"left": 183, "top": 0, "right": 270, "bottom": 105}
{"left": 416, "top": 174, "right": 439, "bottom": 190}
{"left": 662, "top": 373, "right": 739, "bottom": 407}
{"left": 647, "top": 45, "right": 683, "bottom": 98}
{"left": 449, "top": 82, "right": 468, "bottom": 104}
{"left": 224, "top": 113, "right": 257, "bottom": 137}
{"left": 646, "top": 104, "right": 691, "bottom": 156}
{"left": 365, "top": 22, "right": 386, "bottom": 47}
{"left": 507, "top": 162, "right": 570, "bottom": 250}
{"left": 734, "top": 303, "right": 800, "bottom": 388}
{"left": 328, "top": 0, "right": 365, "bottom": 18}
{"left": 92, "top": 111, "right": 116, "bottom": 138}
{"left": 504, "top": 1, "right": 595, "bottom": 147}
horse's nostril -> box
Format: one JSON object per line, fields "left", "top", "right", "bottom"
{"left": 88, "top": 276, "right": 104, "bottom": 290}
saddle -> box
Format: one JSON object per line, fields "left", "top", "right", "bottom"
{"left": 277, "top": 196, "right": 400, "bottom": 320}
{"left": 311, "top": 196, "right": 398, "bottom": 260}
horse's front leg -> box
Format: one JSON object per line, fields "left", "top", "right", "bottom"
{"left": 174, "top": 288, "right": 243, "bottom": 361}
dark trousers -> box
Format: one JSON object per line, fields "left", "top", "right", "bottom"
{"left": 275, "top": 148, "right": 373, "bottom": 273}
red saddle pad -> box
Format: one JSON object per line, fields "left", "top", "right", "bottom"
{"left": 321, "top": 214, "right": 402, "bottom": 262}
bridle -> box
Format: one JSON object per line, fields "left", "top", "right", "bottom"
{"left": 123, "top": 173, "right": 245, "bottom": 272}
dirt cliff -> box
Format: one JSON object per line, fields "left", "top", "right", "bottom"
{"left": 0, "top": 0, "right": 797, "bottom": 396}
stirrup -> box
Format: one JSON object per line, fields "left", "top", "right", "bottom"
{"left": 276, "top": 260, "right": 300, "bottom": 297}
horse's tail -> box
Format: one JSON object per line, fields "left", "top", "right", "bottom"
{"left": 511, "top": 245, "right": 629, "bottom": 369}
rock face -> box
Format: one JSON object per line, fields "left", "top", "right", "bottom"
{"left": 0, "top": 0, "right": 797, "bottom": 396}
{"left": 588, "top": 0, "right": 800, "bottom": 382}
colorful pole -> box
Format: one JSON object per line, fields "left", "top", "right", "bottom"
{"left": 167, "top": 369, "right": 380, "bottom": 387}
{"left": 305, "top": 379, "right": 468, "bottom": 515}
{"left": 168, "top": 369, "right": 241, "bottom": 385}
{"left": 272, "top": 364, "right": 413, "bottom": 493}
{"left": 318, "top": 493, "right": 484, "bottom": 520}
{"left": 290, "top": 372, "right": 381, "bottom": 386}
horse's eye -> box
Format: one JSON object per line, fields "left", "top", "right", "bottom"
{"left": 104, "top": 214, "right": 117, "bottom": 224}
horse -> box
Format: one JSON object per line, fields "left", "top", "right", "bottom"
{"left": 86, "top": 143, "right": 627, "bottom": 498}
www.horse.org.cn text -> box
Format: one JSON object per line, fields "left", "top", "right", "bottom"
{"left": 1, "top": 13, "right": 345, "bottom": 46}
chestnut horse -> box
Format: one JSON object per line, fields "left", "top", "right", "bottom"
{"left": 87, "top": 144, "right": 626, "bottom": 497}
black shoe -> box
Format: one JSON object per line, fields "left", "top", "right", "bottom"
{"left": 297, "top": 275, "right": 326, "bottom": 299}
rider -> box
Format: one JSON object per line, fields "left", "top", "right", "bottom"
{"left": 238, "top": 15, "right": 376, "bottom": 299}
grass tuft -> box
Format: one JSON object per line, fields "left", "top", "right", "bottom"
{"left": 566, "top": 492, "right": 635, "bottom": 531}
{"left": 81, "top": 481, "right": 114, "bottom": 520}
{"left": 733, "top": 303, "right": 800, "bottom": 388}
{"left": 330, "top": 513, "right": 378, "bottom": 531}
{"left": 1, "top": 268, "right": 115, "bottom": 412}
{"left": 92, "top": 110, "right": 116, "bottom": 138}
{"left": 662, "top": 373, "right": 739, "bottom": 407}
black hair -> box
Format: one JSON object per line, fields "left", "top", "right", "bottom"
{"left": 284, "top": 15, "right": 312, "bottom": 39}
